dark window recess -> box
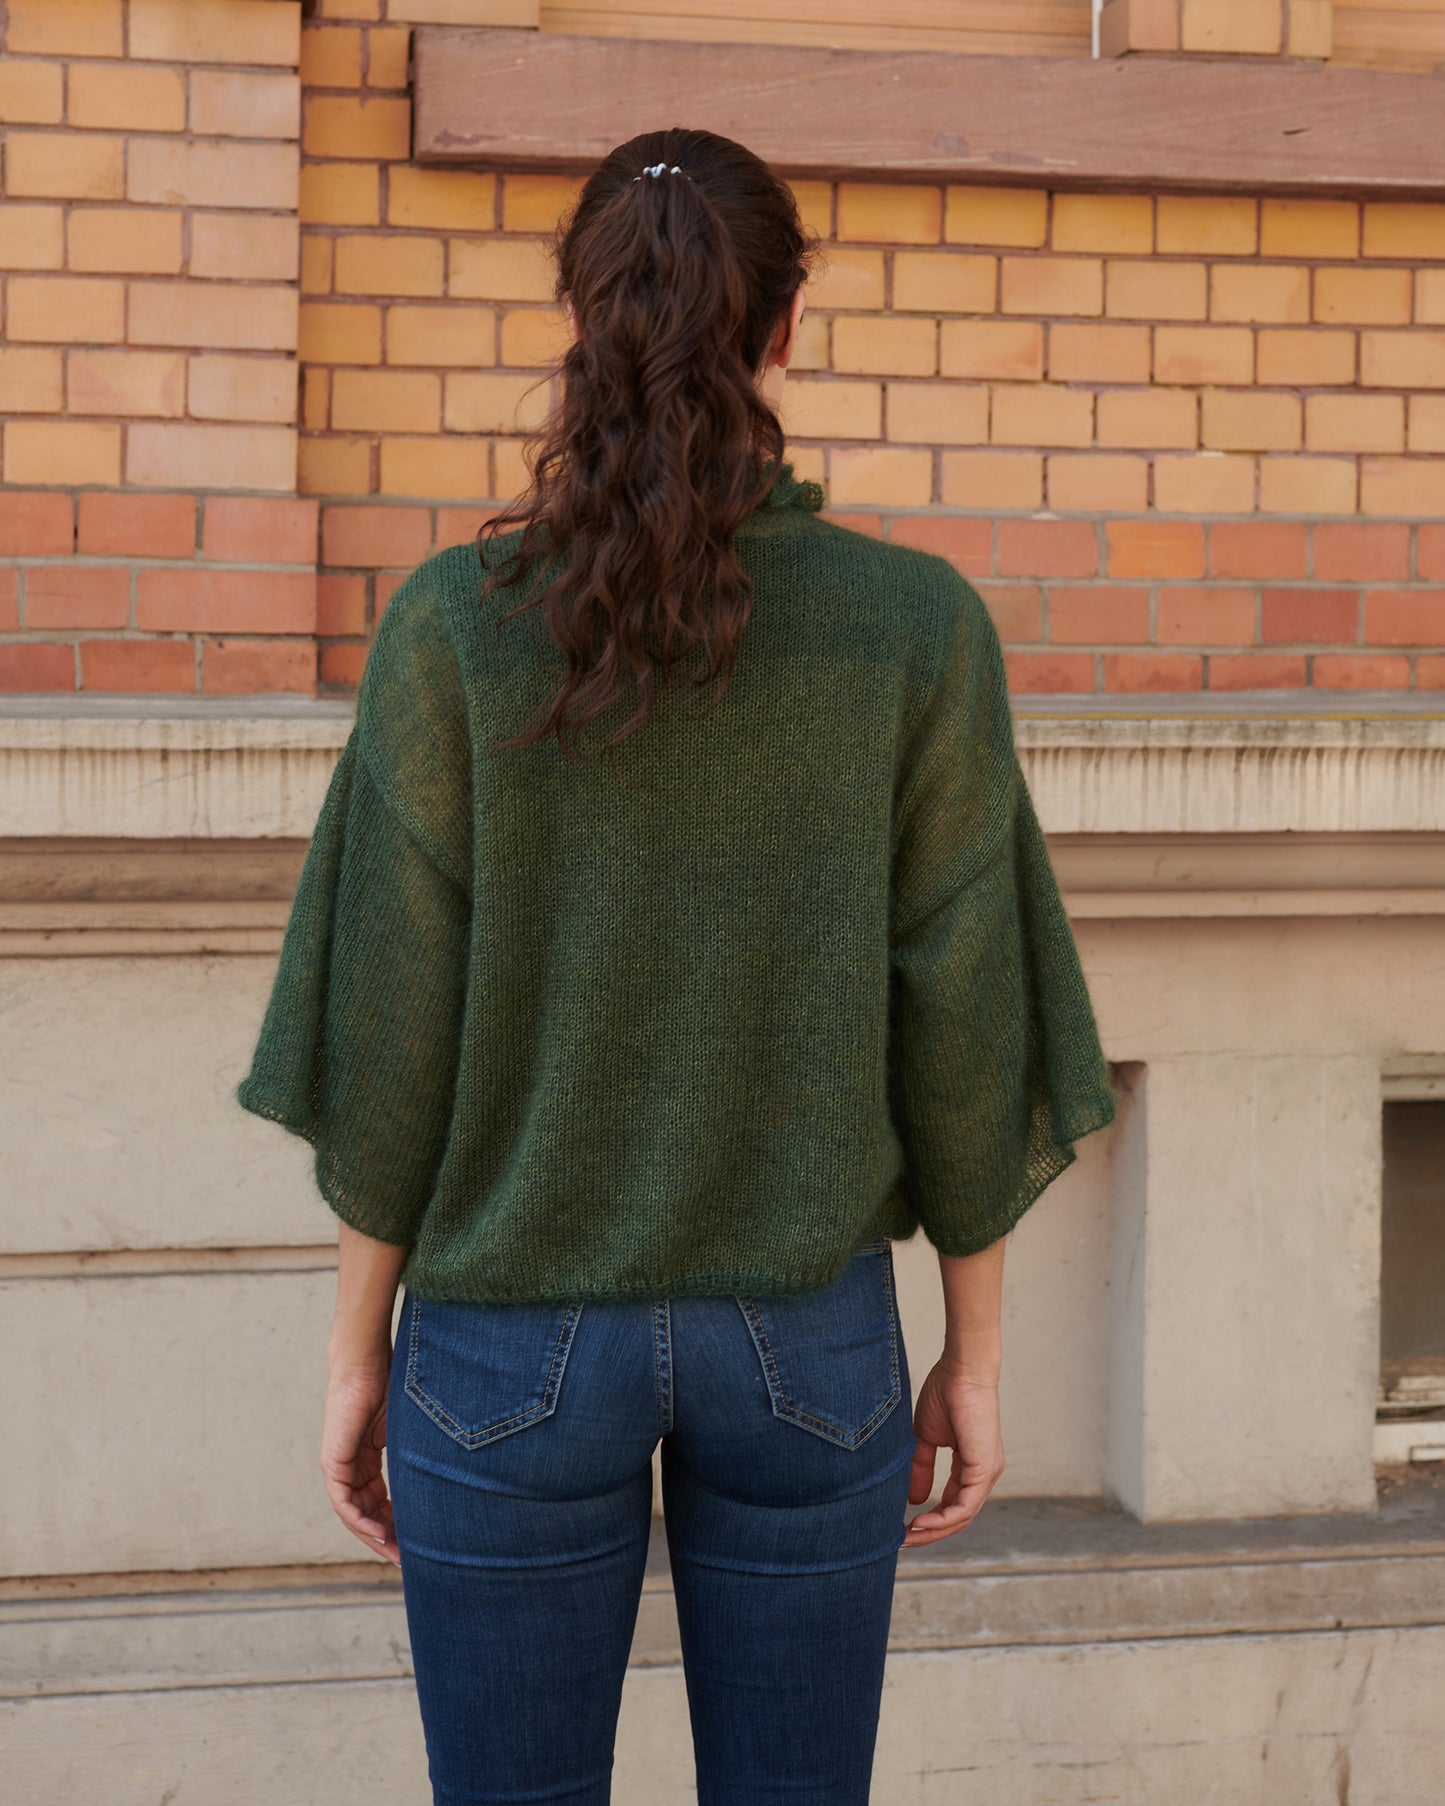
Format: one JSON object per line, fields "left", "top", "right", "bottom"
{"left": 1380, "top": 1101, "right": 1445, "bottom": 1428}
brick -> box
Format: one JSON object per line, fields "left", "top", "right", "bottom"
{"left": 318, "top": 0, "right": 380, "bottom": 18}
{"left": 302, "top": 24, "right": 364, "bottom": 87}
{"left": 435, "top": 506, "right": 501, "bottom": 546}
{"left": 319, "top": 643, "right": 367, "bottom": 687}
{"left": 80, "top": 639, "right": 195, "bottom": 694}
{"left": 322, "top": 505, "right": 432, "bottom": 567}
{"left": 1004, "top": 650, "right": 1095, "bottom": 693}
{"left": 78, "top": 492, "right": 195, "bottom": 559}
{"left": 305, "top": 93, "right": 411, "bottom": 160}
{"left": 0, "top": 572, "right": 16, "bottom": 634}
{"left": 1421, "top": 655, "right": 1445, "bottom": 690}
{"left": 1000, "top": 257, "right": 1103, "bottom": 317}
{"left": 1181, "top": 0, "right": 1281, "bottom": 52}
{"left": 335, "top": 235, "right": 444, "bottom": 297}
{"left": 997, "top": 520, "right": 1098, "bottom": 578}
{"left": 4, "top": 421, "right": 120, "bottom": 485}
{"left": 128, "top": 140, "right": 298, "bottom": 213}
{"left": 1105, "top": 261, "right": 1206, "bottom": 321}
{"left": 1046, "top": 454, "right": 1149, "bottom": 513}
{"left": 1104, "top": 651, "right": 1203, "bottom": 692}
{"left": 1154, "top": 453, "right": 1255, "bottom": 513}
{"left": 1364, "top": 590, "right": 1445, "bottom": 646}
{"left": 944, "top": 186, "right": 1048, "bottom": 249}
{"left": 499, "top": 175, "right": 586, "bottom": 235}
{"left": 1408, "top": 398, "right": 1445, "bottom": 455}
{"left": 202, "top": 638, "right": 316, "bottom": 696}
{"left": 7, "top": 276, "right": 124, "bottom": 345}
{"left": 299, "top": 437, "right": 372, "bottom": 497}
{"left": 1287, "top": 0, "right": 1333, "bottom": 57}
{"left": 69, "top": 62, "right": 185, "bottom": 131}
{"left": 366, "top": 27, "right": 411, "bottom": 89}
{"left": 1096, "top": 389, "right": 1198, "bottom": 449}
{"left": 303, "top": 367, "right": 330, "bottom": 431}
{"left": 780, "top": 377, "right": 884, "bottom": 442}
{"left": 0, "top": 643, "right": 75, "bottom": 692}
{"left": 832, "top": 316, "right": 937, "bottom": 377}
{"left": 1099, "top": 0, "right": 1179, "bottom": 53}
{"left": 137, "top": 569, "right": 316, "bottom": 634}
{"left": 0, "top": 347, "right": 64, "bottom": 414}
{"left": 1362, "top": 204, "right": 1445, "bottom": 260}
{"left": 1208, "top": 653, "right": 1307, "bottom": 689}
{"left": 1153, "top": 326, "right": 1253, "bottom": 386}
{"left": 374, "top": 569, "right": 414, "bottom": 615}
{"left": 828, "top": 448, "right": 933, "bottom": 507}
{"left": 499, "top": 308, "right": 572, "bottom": 369}
{"left": 1259, "top": 199, "right": 1358, "bottom": 259}
{"left": 791, "top": 313, "right": 830, "bottom": 374}
{"left": 332, "top": 369, "right": 440, "bottom": 433}
{"left": 7, "top": 132, "right": 123, "bottom": 201}
{"left": 300, "top": 303, "right": 383, "bottom": 365}
{"left": 1051, "top": 195, "right": 1152, "bottom": 255}
{"left": 991, "top": 385, "right": 1094, "bottom": 447}
{"left": 837, "top": 184, "right": 942, "bottom": 246}
{"left": 0, "top": 60, "right": 64, "bottom": 124}
{"left": 891, "top": 252, "right": 996, "bottom": 314}
{"left": 1201, "top": 391, "right": 1301, "bottom": 452}
{"left": 300, "top": 163, "right": 381, "bottom": 226}
{"left": 1049, "top": 586, "right": 1149, "bottom": 643}
{"left": 887, "top": 517, "right": 992, "bottom": 578}
{"left": 1359, "top": 459, "right": 1445, "bottom": 519}
{"left": 789, "top": 180, "right": 833, "bottom": 244}
{"left": 191, "top": 214, "right": 299, "bottom": 282}
{"left": 1209, "top": 522, "right": 1308, "bottom": 580}
{"left": 316, "top": 574, "right": 367, "bottom": 636}
{"left": 1258, "top": 457, "right": 1357, "bottom": 514}
{"left": 1314, "top": 267, "right": 1411, "bottom": 327}
{"left": 126, "top": 424, "right": 297, "bottom": 492}
{"left": 129, "top": 0, "right": 300, "bottom": 66}
{"left": 1157, "top": 586, "right": 1257, "bottom": 645}
{"left": 67, "top": 208, "right": 183, "bottom": 275}
{"left": 1419, "top": 270, "right": 1445, "bottom": 326}
{"left": 1312, "top": 653, "right": 1410, "bottom": 689}
{"left": 1361, "top": 332, "right": 1445, "bottom": 391}
{"left": 1422, "top": 526, "right": 1445, "bottom": 581}
{"left": 67, "top": 349, "right": 186, "bottom": 418}
{"left": 881, "top": 385, "right": 982, "bottom": 456}
{"left": 1305, "top": 394, "right": 1405, "bottom": 455}
{"left": 0, "top": 493, "right": 73, "bottom": 556}
{"left": 8, "top": 0, "right": 123, "bottom": 56}
{"left": 25, "top": 565, "right": 131, "bottom": 630}
{"left": 443, "top": 368, "right": 551, "bottom": 436}
{"left": 939, "top": 451, "right": 1043, "bottom": 510}
{"left": 1048, "top": 324, "right": 1150, "bottom": 384}
{"left": 192, "top": 70, "right": 301, "bottom": 141}
{"left": 1211, "top": 265, "right": 1310, "bottom": 324}
{"left": 388, "top": 167, "right": 496, "bottom": 232}
{"left": 302, "top": 238, "right": 334, "bottom": 297}
{"left": 0, "top": 204, "right": 64, "bottom": 270}
{"left": 939, "top": 320, "right": 1044, "bottom": 382}
{"left": 1256, "top": 330, "right": 1356, "bottom": 387}
{"left": 1155, "top": 197, "right": 1257, "bottom": 257}
{"left": 1315, "top": 523, "right": 1410, "bottom": 581}
{"left": 806, "top": 250, "right": 885, "bottom": 312}
{"left": 976, "top": 583, "right": 1042, "bottom": 641}
{"left": 386, "top": 305, "right": 496, "bottom": 368}
{"left": 449, "top": 236, "right": 555, "bottom": 304}
{"left": 130, "top": 284, "right": 297, "bottom": 353}
{"left": 1106, "top": 521, "right": 1205, "bottom": 578}
{"left": 379, "top": 435, "right": 492, "bottom": 501}
{"left": 203, "top": 495, "right": 317, "bottom": 568}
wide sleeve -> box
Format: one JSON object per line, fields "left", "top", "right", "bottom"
{"left": 234, "top": 564, "right": 473, "bottom": 1247}
{"left": 887, "top": 574, "right": 1117, "bottom": 1258}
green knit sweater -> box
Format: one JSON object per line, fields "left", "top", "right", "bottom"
{"left": 235, "top": 462, "right": 1116, "bottom": 1303}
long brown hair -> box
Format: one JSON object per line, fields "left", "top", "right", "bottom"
{"left": 477, "top": 128, "right": 824, "bottom": 767}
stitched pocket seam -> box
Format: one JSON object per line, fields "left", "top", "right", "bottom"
{"left": 404, "top": 1298, "right": 584, "bottom": 1449}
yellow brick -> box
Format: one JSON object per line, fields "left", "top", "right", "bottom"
{"left": 944, "top": 186, "right": 1047, "bottom": 249}
{"left": 1051, "top": 195, "right": 1153, "bottom": 255}
{"left": 1153, "top": 453, "right": 1256, "bottom": 514}
{"left": 380, "top": 434, "right": 491, "bottom": 501}
{"left": 1407, "top": 398, "right": 1445, "bottom": 455}
{"left": 1256, "top": 329, "right": 1356, "bottom": 387}
{"left": 302, "top": 237, "right": 334, "bottom": 296}
{"left": 1419, "top": 270, "right": 1445, "bottom": 326}
{"left": 1181, "top": 0, "right": 1281, "bottom": 53}
{"left": 1153, "top": 325, "right": 1254, "bottom": 385}
{"left": 444, "top": 372, "right": 554, "bottom": 436}
{"left": 334, "top": 234, "right": 444, "bottom": 297}
{"left": 1211, "top": 264, "right": 1310, "bottom": 324}
{"left": 778, "top": 377, "right": 883, "bottom": 441}
{"left": 787, "top": 180, "right": 833, "bottom": 244}
{"left": 300, "top": 163, "right": 380, "bottom": 227}
{"left": 939, "top": 450, "right": 1043, "bottom": 510}
{"left": 1258, "top": 457, "right": 1357, "bottom": 513}
{"left": 332, "top": 369, "right": 439, "bottom": 433}
{"left": 318, "top": 0, "right": 380, "bottom": 16}
{"left": 829, "top": 446, "right": 933, "bottom": 506}
{"left": 386, "top": 304, "right": 495, "bottom": 367}
{"left": 1314, "top": 267, "right": 1411, "bottom": 327}
{"left": 1260, "top": 199, "right": 1358, "bottom": 260}
{"left": 389, "top": 166, "right": 496, "bottom": 231}
{"left": 1201, "top": 390, "right": 1301, "bottom": 451}
{"left": 189, "top": 354, "right": 298, "bottom": 425}
{"left": 7, "top": 132, "right": 124, "bottom": 201}
{"left": 191, "top": 71, "right": 301, "bottom": 141}
{"left": 881, "top": 383, "right": 985, "bottom": 445}
{"left": 791, "top": 312, "right": 830, "bottom": 374}
{"left": 1000, "top": 257, "right": 1103, "bottom": 317}
{"left": 303, "top": 367, "right": 330, "bottom": 432}
{"left": 366, "top": 27, "right": 413, "bottom": 90}
{"left": 991, "top": 385, "right": 1093, "bottom": 447}
{"left": 1106, "top": 260, "right": 1207, "bottom": 321}
{"left": 1359, "top": 458, "right": 1445, "bottom": 518}
{"left": 1287, "top": 0, "right": 1332, "bottom": 58}
{"left": 0, "top": 346, "right": 63, "bottom": 413}
{"left": 299, "top": 435, "right": 372, "bottom": 497}
{"left": 304, "top": 95, "right": 410, "bottom": 161}
{"left": 0, "top": 59, "right": 63, "bottom": 123}
{"left": 0, "top": 204, "right": 63, "bottom": 271}
{"left": 501, "top": 175, "right": 586, "bottom": 235}
{"left": 301, "top": 25, "right": 364, "bottom": 87}
{"left": 493, "top": 437, "right": 532, "bottom": 502}
{"left": 1156, "top": 197, "right": 1257, "bottom": 257}
{"left": 806, "top": 250, "right": 884, "bottom": 312}
{"left": 299, "top": 302, "right": 383, "bottom": 364}
{"left": 891, "top": 252, "right": 996, "bottom": 314}
{"left": 1362, "top": 203, "right": 1445, "bottom": 260}
{"left": 191, "top": 215, "right": 298, "bottom": 284}
{"left": 1047, "top": 454, "right": 1149, "bottom": 513}
{"left": 4, "top": 420, "right": 121, "bottom": 485}
{"left": 1096, "top": 389, "right": 1198, "bottom": 448}
{"left": 67, "top": 348, "right": 186, "bottom": 417}
{"left": 67, "top": 208, "right": 183, "bottom": 275}
{"left": 1361, "top": 332, "right": 1445, "bottom": 390}
{"left": 129, "top": 0, "right": 300, "bottom": 66}
{"left": 449, "top": 237, "right": 554, "bottom": 303}
{"left": 8, "top": 276, "right": 124, "bottom": 343}
{"left": 128, "top": 419, "right": 297, "bottom": 490}
{"left": 1099, "top": 0, "right": 1179, "bottom": 53}
{"left": 1049, "top": 323, "right": 1150, "bottom": 383}
{"left": 833, "top": 316, "right": 937, "bottom": 377}
{"left": 8, "top": 0, "right": 123, "bottom": 56}
{"left": 69, "top": 62, "right": 185, "bottom": 131}
{"left": 1305, "top": 394, "right": 1405, "bottom": 455}
{"left": 499, "top": 307, "right": 571, "bottom": 368}
{"left": 837, "top": 184, "right": 942, "bottom": 246}
{"left": 131, "top": 282, "right": 297, "bottom": 352}
{"left": 128, "top": 140, "right": 298, "bottom": 212}
{"left": 940, "top": 320, "right": 1044, "bottom": 381}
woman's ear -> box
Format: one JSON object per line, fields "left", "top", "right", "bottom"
{"left": 775, "top": 286, "right": 807, "bottom": 370}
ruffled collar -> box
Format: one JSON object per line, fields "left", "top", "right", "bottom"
{"left": 748, "top": 458, "right": 826, "bottom": 518}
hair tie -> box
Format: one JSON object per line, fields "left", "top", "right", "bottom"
{"left": 632, "top": 163, "right": 686, "bottom": 180}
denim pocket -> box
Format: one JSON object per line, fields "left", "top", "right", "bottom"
{"left": 735, "top": 1241, "right": 902, "bottom": 1449}
{"left": 402, "top": 1295, "right": 584, "bottom": 1450}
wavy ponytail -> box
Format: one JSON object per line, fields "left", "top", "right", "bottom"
{"left": 477, "top": 128, "right": 823, "bottom": 768}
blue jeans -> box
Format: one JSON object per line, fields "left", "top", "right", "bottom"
{"left": 386, "top": 1237, "right": 917, "bottom": 1804}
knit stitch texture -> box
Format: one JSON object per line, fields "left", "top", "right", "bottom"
{"left": 236, "top": 462, "right": 1117, "bottom": 1302}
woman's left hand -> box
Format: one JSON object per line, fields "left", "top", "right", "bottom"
{"left": 320, "top": 1358, "right": 401, "bottom": 1567}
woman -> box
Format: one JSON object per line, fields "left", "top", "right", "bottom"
{"left": 237, "top": 128, "right": 1116, "bottom": 1805}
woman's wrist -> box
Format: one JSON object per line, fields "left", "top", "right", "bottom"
{"left": 940, "top": 1326, "right": 1002, "bottom": 1387}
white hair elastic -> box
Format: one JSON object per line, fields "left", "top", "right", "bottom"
{"left": 633, "top": 163, "right": 685, "bottom": 179}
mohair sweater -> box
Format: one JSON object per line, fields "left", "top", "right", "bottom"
{"left": 236, "top": 462, "right": 1116, "bottom": 1303}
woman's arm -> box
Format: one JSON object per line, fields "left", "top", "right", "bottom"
{"left": 329, "top": 1220, "right": 409, "bottom": 1373}
{"left": 938, "top": 1236, "right": 1005, "bottom": 1385}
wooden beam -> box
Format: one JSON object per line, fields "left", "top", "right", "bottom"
{"left": 413, "top": 26, "right": 1445, "bottom": 197}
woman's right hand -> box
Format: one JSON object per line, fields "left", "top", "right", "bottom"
{"left": 902, "top": 1357, "right": 1005, "bottom": 1548}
